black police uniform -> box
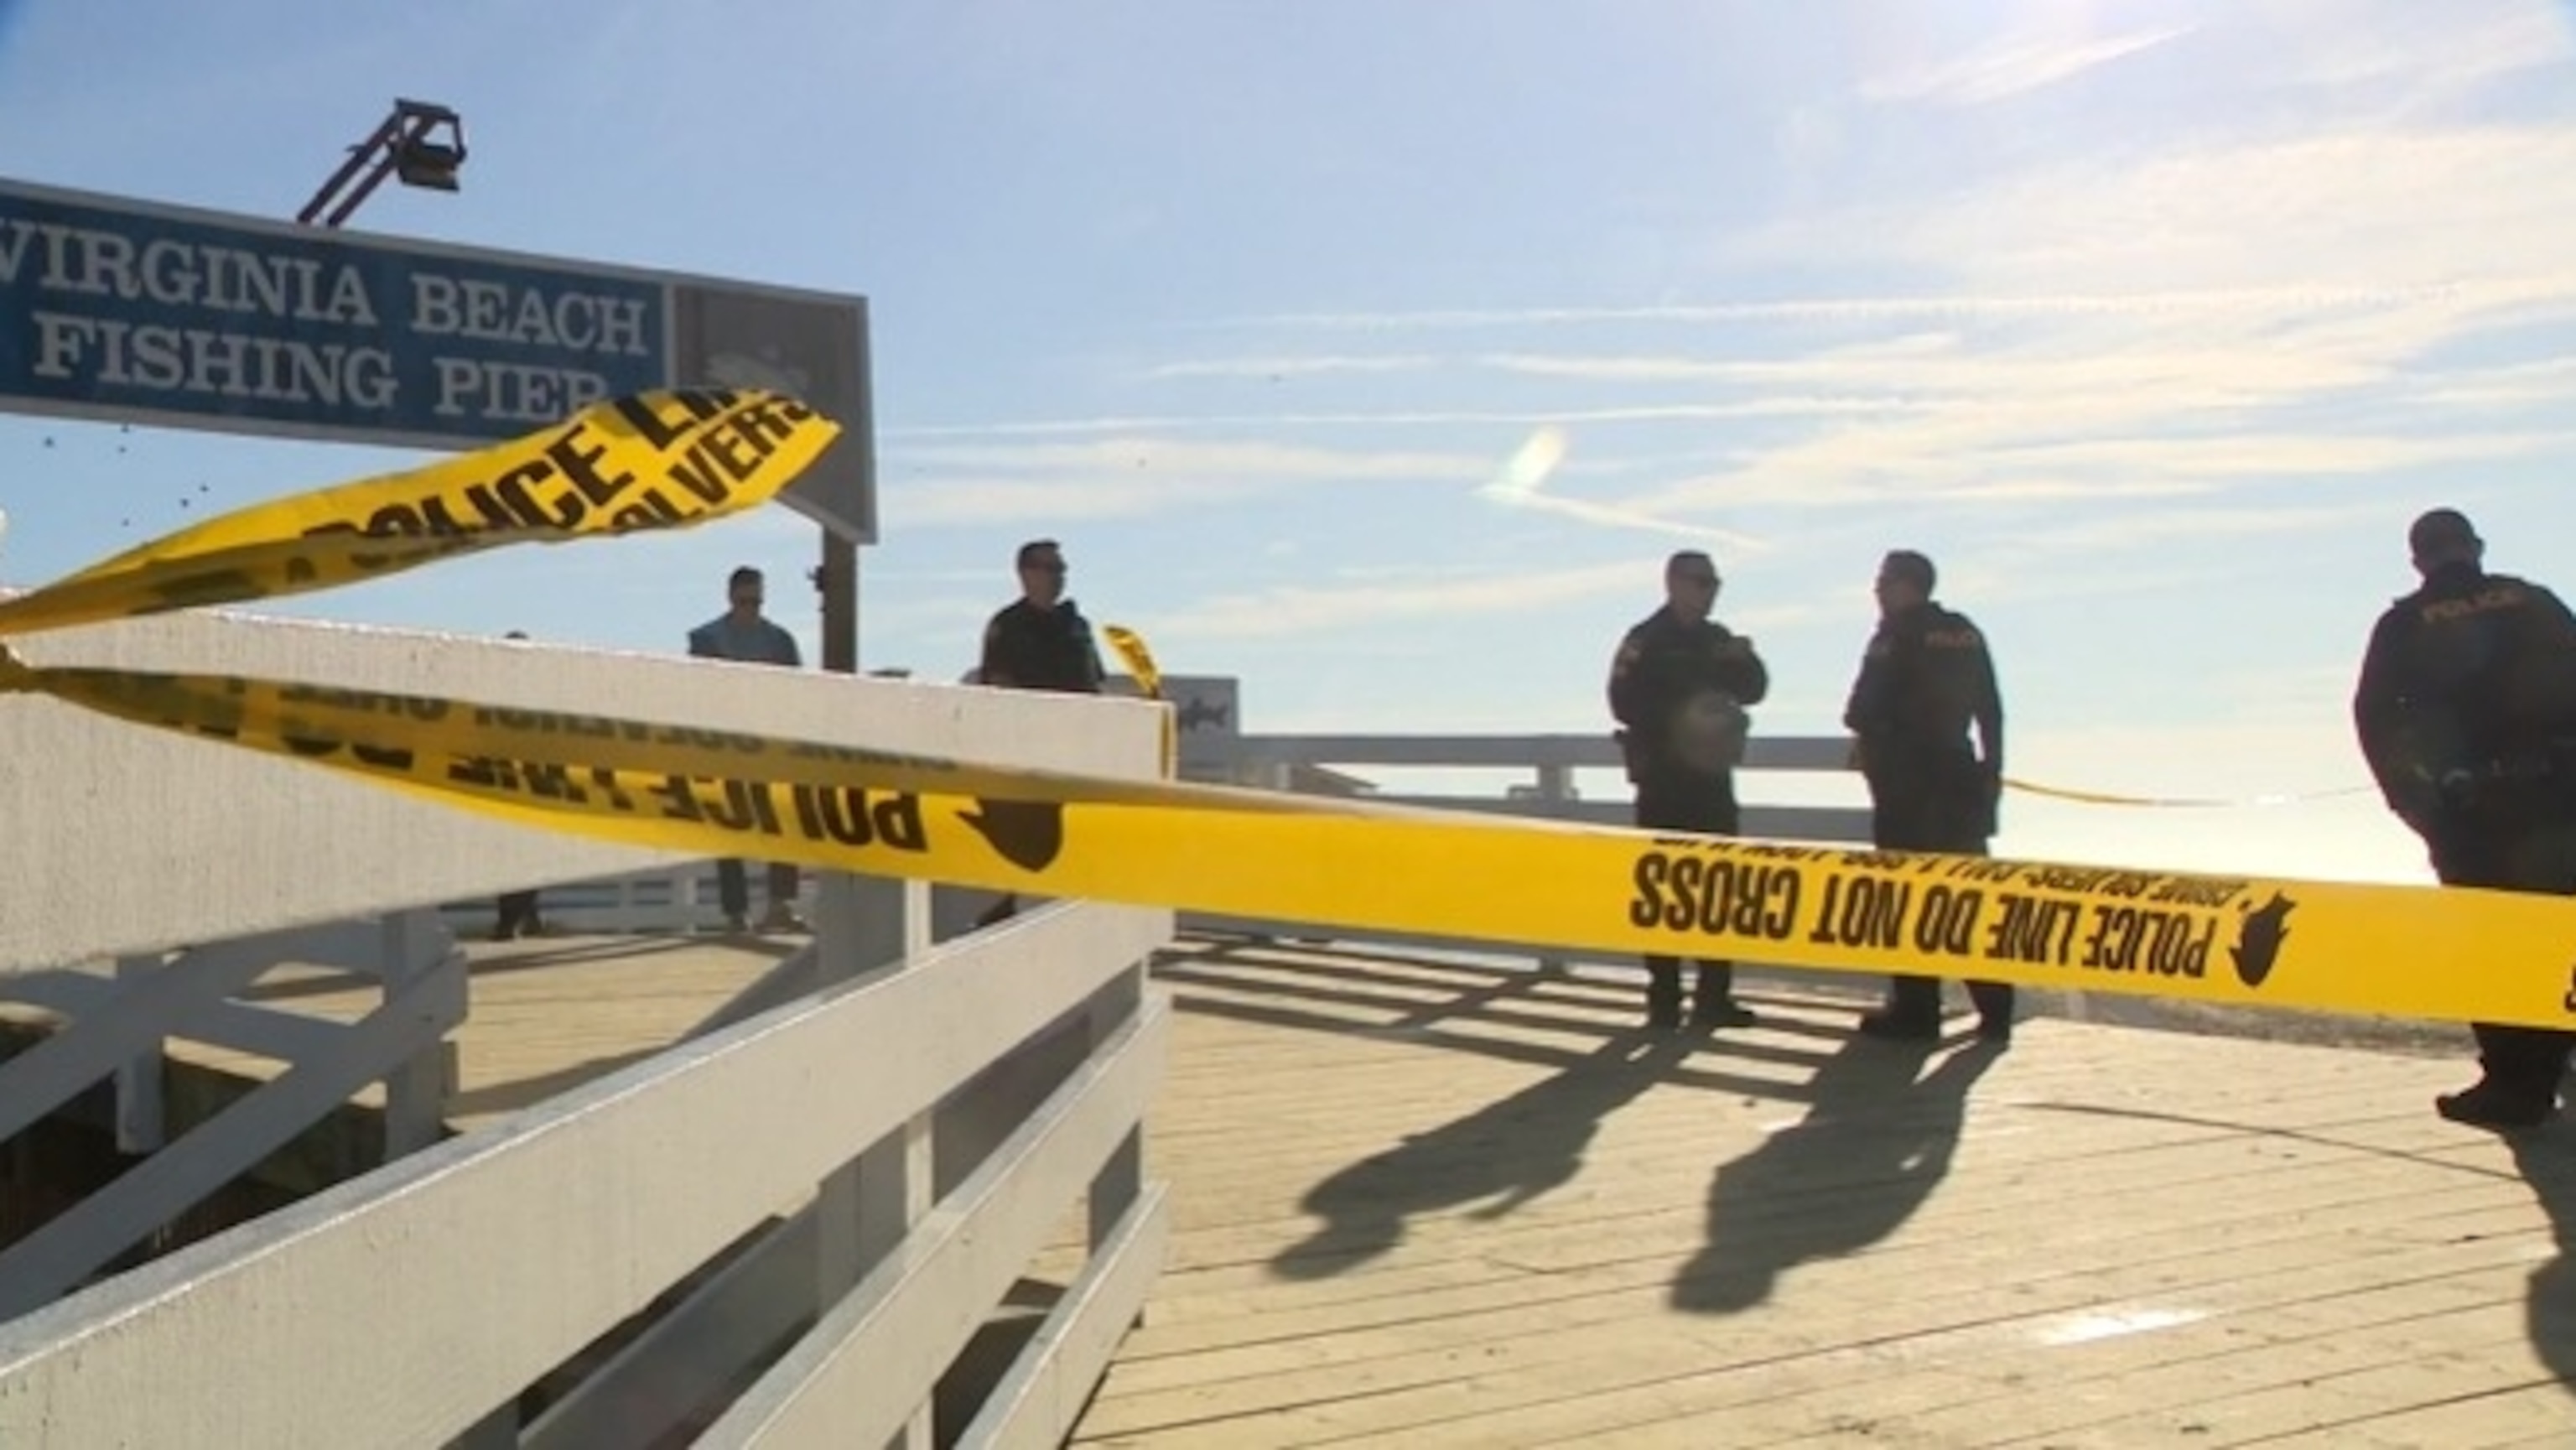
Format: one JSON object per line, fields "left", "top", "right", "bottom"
{"left": 975, "top": 596, "right": 1105, "bottom": 925}
{"left": 2354, "top": 558, "right": 2576, "bottom": 1126}
{"left": 1608, "top": 606, "right": 1768, "bottom": 1028}
{"left": 979, "top": 597, "right": 1108, "bottom": 694}
{"left": 1843, "top": 597, "right": 2011, "bottom": 1039}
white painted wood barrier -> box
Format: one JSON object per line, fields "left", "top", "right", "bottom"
{"left": 0, "top": 597, "right": 1176, "bottom": 1444}
{"left": 0, "top": 588, "right": 1888, "bottom": 1442}
{"left": 0, "top": 898, "right": 1171, "bottom": 1447}
{"left": 0, "top": 591, "right": 1168, "bottom": 970}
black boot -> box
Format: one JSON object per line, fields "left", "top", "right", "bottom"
{"left": 1690, "top": 962, "right": 1756, "bottom": 1028}
{"left": 2444, "top": 1026, "right": 2570, "bottom": 1128}
{"left": 1966, "top": 980, "right": 2015, "bottom": 1045}
{"left": 2436, "top": 1077, "right": 2553, "bottom": 1130}
{"left": 1859, "top": 974, "right": 1943, "bottom": 1041}
{"left": 1645, "top": 959, "right": 1685, "bottom": 1030}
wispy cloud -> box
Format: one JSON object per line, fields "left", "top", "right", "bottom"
{"left": 1193, "top": 283, "right": 2475, "bottom": 335}
{"left": 901, "top": 437, "right": 1479, "bottom": 479}
{"left": 2279, "top": 1, "right": 2575, "bottom": 98}
{"left": 883, "top": 397, "right": 1949, "bottom": 440}
{"left": 1156, "top": 559, "right": 1646, "bottom": 642}
{"left": 1861, "top": 25, "right": 2199, "bottom": 107}
{"left": 1735, "top": 127, "right": 2576, "bottom": 294}
{"left": 2002, "top": 502, "right": 2391, "bottom": 554}
{"left": 2407, "top": 356, "right": 2576, "bottom": 411}
{"left": 1564, "top": 279, "right": 2576, "bottom": 521}
{"left": 882, "top": 436, "right": 1488, "bottom": 527}
{"left": 1140, "top": 354, "right": 1440, "bottom": 381}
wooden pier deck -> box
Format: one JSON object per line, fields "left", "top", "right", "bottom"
{"left": 1080, "top": 938, "right": 2576, "bottom": 1448}
{"left": 61, "top": 928, "right": 2576, "bottom": 1445}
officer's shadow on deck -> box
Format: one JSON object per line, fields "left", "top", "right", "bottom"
{"left": 1270, "top": 1029, "right": 1694, "bottom": 1281}
{"left": 2506, "top": 1129, "right": 2576, "bottom": 1391}
{"left": 1672, "top": 1033, "right": 2002, "bottom": 1314}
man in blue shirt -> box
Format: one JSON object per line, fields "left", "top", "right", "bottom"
{"left": 688, "top": 566, "right": 806, "bottom": 933}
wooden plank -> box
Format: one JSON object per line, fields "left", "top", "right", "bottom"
{"left": 39, "top": 925, "right": 2549, "bottom": 1445}
{"left": 1056, "top": 939, "right": 2574, "bottom": 1447}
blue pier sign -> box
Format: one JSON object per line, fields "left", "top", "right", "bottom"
{"left": 0, "top": 175, "right": 875, "bottom": 541}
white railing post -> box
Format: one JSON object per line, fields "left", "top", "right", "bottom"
{"left": 379, "top": 910, "right": 460, "bottom": 1160}
{"left": 111, "top": 954, "right": 164, "bottom": 1155}
{"left": 1533, "top": 759, "right": 1576, "bottom": 975}
{"left": 813, "top": 867, "right": 936, "bottom": 1447}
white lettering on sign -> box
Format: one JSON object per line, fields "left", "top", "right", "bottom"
{"left": 431, "top": 356, "right": 612, "bottom": 423}
{"left": 31, "top": 312, "right": 398, "bottom": 408}
{"left": 0, "top": 202, "right": 673, "bottom": 432}
{"left": 0, "top": 220, "right": 380, "bottom": 325}
{"left": 409, "top": 275, "right": 651, "bottom": 357}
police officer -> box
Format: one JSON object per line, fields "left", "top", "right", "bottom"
{"left": 974, "top": 538, "right": 1108, "bottom": 924}
{"left": 1842, "top": 549, "right": 2012, "bottom": 1043}
{"left": 2353, "top": 508, "right": 2576, "bottom": 1129}
{"left": 1607, "top": 549, "right": 1767, "bottom": 1031}
{"left": 979, "top": 538, "right": 1108, "bottom": 694}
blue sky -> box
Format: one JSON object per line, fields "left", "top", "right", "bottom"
{"left": 3, "top": 0, "right": 2573, "bottom": 887}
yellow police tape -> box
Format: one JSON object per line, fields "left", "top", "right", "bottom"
{"left": 0, "top": 387, "right": 838, "bottom": 637}
{"left": 10, "top": 655, "right": 2576, "bottom": 1032}
{"left": 4, "top": 395, "right": 2575, "bottom": 1034}
{"left": 1103, "top": 624, "right": 1162, "bottom": 700}
{"left": 2003, "top": 777, "right": 2378, "bottom": 809}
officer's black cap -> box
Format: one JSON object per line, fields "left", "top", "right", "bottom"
{"left": 2407, "top": 508, "right": 2480, "bottom": 557}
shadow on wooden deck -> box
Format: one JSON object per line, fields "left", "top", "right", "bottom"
{"left": 1072, "top": 934, "right": 2576, "bottom": 1447}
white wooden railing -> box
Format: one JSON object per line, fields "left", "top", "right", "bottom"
{"left": 0, "top": 891, "right": 1169, "bottom": 1448}
{"left": 0, "top": 599, "right": 1176, "bottom": 1447}
{"left": 0, "top": 582, "right": 1880, "bottom": 1444}
{"left": 454, "top": 728, "right": 1877, "bottom": 959}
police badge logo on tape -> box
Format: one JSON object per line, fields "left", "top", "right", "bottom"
{"left": 2230, "top": 891, "right": 2297, "bottom": 988}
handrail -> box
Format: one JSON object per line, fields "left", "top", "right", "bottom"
{"left": 0, "top": 899, "right": 1171, "bottom": 1447}
{"left": 1226, "top": 730, "right": 1856, "bottom": 772}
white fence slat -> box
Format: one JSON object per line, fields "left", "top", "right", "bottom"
{"left": 705, "top": 993, "right": 1171, "bottom": 1448}
{"left": 0, "top": 600, "right": 1166, "bottom": 973}
{"left": 0, "top": 970, "right": 345, "bottom": 1063}
{"left": 520, "top": 1208, "right": 821, "bottom": 1450}
{"left": 958, "top": 1184, "right": 1172, "bottom": 1450}
{"left": 0, "top": 902, "right": 1169, "bottom": 1449}
{"left": 0, "top": 967, "right": 467, "bottom": 1318}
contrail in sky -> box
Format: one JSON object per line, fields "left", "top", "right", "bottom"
{"left": 1476, "top": 426, "right": 1772, "bottom": 553}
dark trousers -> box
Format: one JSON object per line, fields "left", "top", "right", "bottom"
{"left": 494, "top": 889, "right": 542, "bottom": 938}
{"left": 718, "top": 859, "right": 800, "bottom": 921}
{"left": 2429, "top": 822, "right": 2576, "bottom": 1100}
{"left": 1635, "top": 770, "right": 1742, "bottom": 1016}
{"left": 1869, "top": 767, "right": 2012, "bottom": 1026}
